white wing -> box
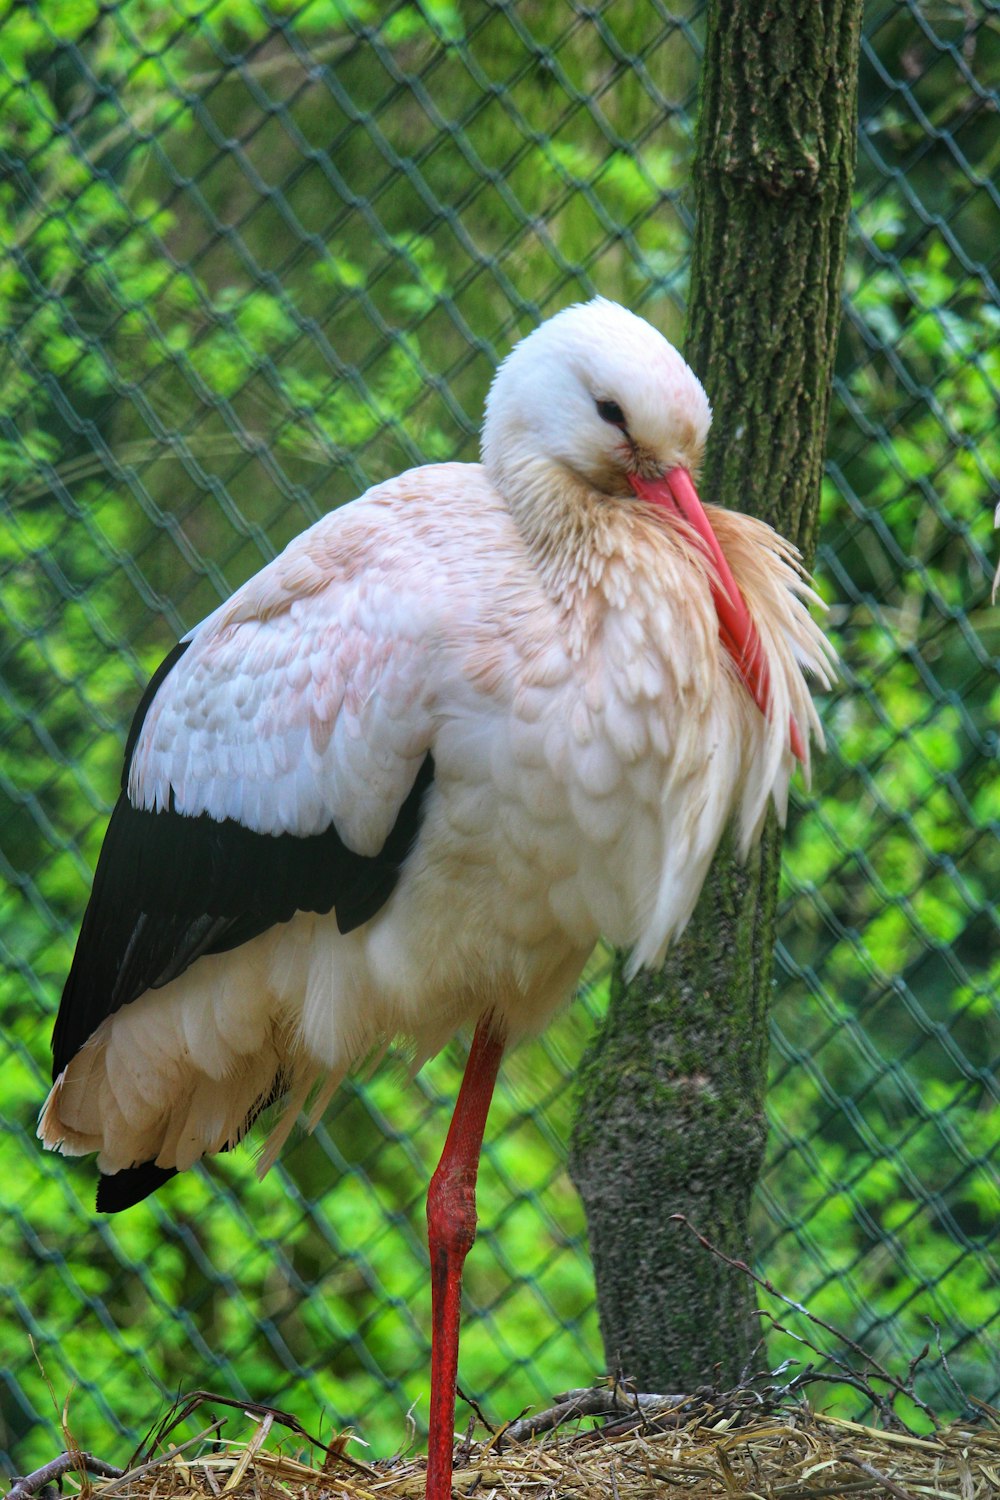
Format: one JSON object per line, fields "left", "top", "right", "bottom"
{"left": 128, "top": 497, "right": 440, "bottom": 852}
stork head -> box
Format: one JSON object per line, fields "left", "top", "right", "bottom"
{"left": 481, "top": 297, "right": 804, "bottom": 760}
{"left": 482, "top": 297, "right": 711, "bottom": 503}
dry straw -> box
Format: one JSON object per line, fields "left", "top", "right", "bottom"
{"left": 8, "top": 1382, "right": 1000, "bottom": 1500}
{"left": 9, "top": 1239, "right": 997, "bottom": 1500}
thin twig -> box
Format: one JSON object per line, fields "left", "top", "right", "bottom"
{"left": 133, "top": 1392, "right": 352, "bottom": 1471}
{"left": 670, "top": 1214, "right": 937, "bottom": 1426}
{"left": 456, "top": 1386, "right": 496, "bottom": 1438}
{"left": 904, "top": 1344, "right": 930, "bottom": 1389}
{"left": 929, "top": 1323, "right": 976, "bottom": 1416}
{"left": 842, "top": 1451, "right": 920, "bottom": 1500}
{"left": 502, "top": 1388, "right": 686, "bottom": 1445}
{"left": 455, "top": 1413, "right": 477, "bottom": 1468}
{"left": 6, "top": 1453, "right": 123, "bottom": 1500}
{"left": 93, "top": 1424, "right": 228, "bottom": 1496}
{"left": 757, "top": 1317, "right": 901, "bottom": 1429}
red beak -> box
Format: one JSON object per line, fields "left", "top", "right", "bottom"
{"left": 629, "top": 469, "right": 806, "bottom": 762}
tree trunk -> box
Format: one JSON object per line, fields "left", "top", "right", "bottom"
{"left": 569, "top": 0, "right": 862, "bottom": 1390}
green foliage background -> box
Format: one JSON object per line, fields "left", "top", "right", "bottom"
{"left": 1, "top": 0, "right": 997, "bottom": 1474}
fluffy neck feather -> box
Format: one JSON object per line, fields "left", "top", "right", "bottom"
{"left": 489, "top": 454, "right": 626, "bottom": 634}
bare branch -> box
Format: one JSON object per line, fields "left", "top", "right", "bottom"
{"left": 6, "top": 1452, "right": 123, "bottom": 1500}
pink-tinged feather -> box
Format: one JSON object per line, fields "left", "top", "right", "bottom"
{"left": 40, "top": 290, "right": 840, "bottom": 1500}
{"left": 41, "top": 297, "right": 834, "bottom": 1223}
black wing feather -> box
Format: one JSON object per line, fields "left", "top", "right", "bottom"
{"left": 96, "top": 1160, "right": 177, "bottom": 1212}
{"left": 51, "top": 640, "right": 435, "bottom": 1211}
{"left": 94, "top": 1064, "right": 292, "bottom": 1212}
{"left": 53, "top": 752, "right": 435, "bottom": 1078}
{"left": 53, "top": 633, "right": 435, "bottom": 1069}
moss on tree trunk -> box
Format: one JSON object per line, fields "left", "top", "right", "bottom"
{"left": 568, "top": 0, "right": 863, "bottom": 1390}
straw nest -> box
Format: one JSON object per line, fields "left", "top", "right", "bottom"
{"left": 8, "top": 1383, "right": 1000, "bottom": 1500}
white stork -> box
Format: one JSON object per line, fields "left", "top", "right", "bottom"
{"left": 40, "top": 297, "right": 834, "bottom": 1500}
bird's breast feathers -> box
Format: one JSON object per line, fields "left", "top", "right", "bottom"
{"left": 126, "top": 466, "right": 832, "bottom": 975}
{"left": 41, "top": 490, "right": 834, "bottom": 1186}
{"left": 41, "top": 303, "right": 838, "bottom": 1204}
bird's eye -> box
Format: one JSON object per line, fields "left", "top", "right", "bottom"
{"left": 596, "top": 398, "right": 627, "bottom": 429}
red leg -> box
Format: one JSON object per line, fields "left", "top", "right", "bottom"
{"left": 424, "top": 1016, "right": 505, "bottom": 1500}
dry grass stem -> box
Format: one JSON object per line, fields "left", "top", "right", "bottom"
{"left": 10, "top": 1387, "right": 999, "bottom": 1500}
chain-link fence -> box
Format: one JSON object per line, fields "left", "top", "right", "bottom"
{"left": 2, "top": 0, "right": 998, "bottom": 1477}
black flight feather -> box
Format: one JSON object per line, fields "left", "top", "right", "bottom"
{"left": 95, "top": 1066, "right": 291, "bottom": 1213}
{"left": 54, "top": 756, "right": 435, "bottom": 1076}
{"left": 50, "top": 639, "right": 435, "bottom": 1210}
{"left": 96, "top": 1160, "right": 177, "bottom": 1212}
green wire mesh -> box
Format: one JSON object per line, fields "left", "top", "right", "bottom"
{"left": 1, "top": 0, "right": 997, "bottom": 1476}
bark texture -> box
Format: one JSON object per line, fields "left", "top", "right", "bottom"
{"left": 569, "top": 0, "right": 862, "bottom": 1390}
